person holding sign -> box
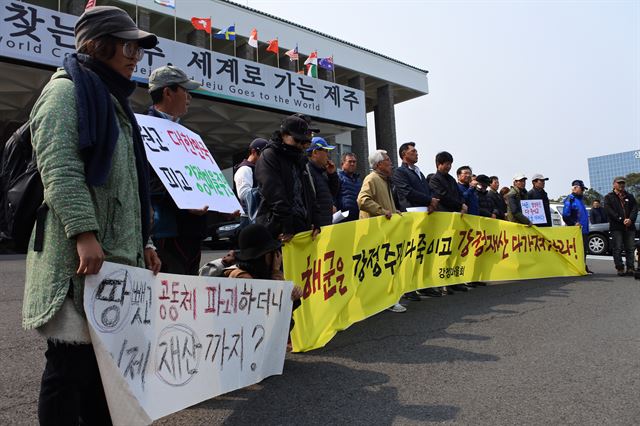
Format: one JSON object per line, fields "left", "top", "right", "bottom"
{"left": 527, "top": 173, "right": 552, "bottom": 227}
{"left": 392, "top": 142, "right": 441, "bottom": 299}
{"left": 357, "top": 150, "right": 407, "bottom": 313}
{"left": 146, "top": 65, "right": 210, "bottom": 275}
{"left": 21, "top": 7, "right": 160, "bottom": 425}
{"left": 506, "top": 173, "right": 532, "bottom": 225}
{"left": 306, "top": 137, "right": 341, "bottom": 227}
{"left": 255, "top": 115, "right": 321, "bottom": 242}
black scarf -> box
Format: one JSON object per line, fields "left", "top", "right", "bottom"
{"left": 63, "top": 53, "right": 150, "bottom": 246}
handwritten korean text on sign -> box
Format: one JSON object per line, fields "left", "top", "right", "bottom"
{"left": 84, "top": 262, "right": 293, "bottom": 423}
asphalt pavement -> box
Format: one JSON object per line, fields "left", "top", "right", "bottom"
{"left": 1, "top": 254, "right": 639, "bottom": 425}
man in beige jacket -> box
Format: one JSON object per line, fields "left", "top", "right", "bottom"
{"left": 357, "top": 150, "right": 406, "bottom": 313}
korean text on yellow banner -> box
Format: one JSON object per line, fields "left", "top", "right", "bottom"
{"left": 283, "top": 212, "right": 585, "bottom": 352}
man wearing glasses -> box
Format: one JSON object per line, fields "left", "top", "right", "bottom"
{"left": 604, "top": 177, "right": 638, "bottom": 276}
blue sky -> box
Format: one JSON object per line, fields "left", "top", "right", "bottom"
{"left": 234, "top": 0, "right": 639, "bottom": 198}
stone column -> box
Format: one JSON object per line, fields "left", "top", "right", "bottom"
{"left": 348, "top": 75, "right": 369, "bottom": 178}
{"left": 374, "top": 84, "right": 397, "bottom": 167}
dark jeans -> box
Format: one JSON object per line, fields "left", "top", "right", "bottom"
{"left": 611, "top": 229, "right": 635, "bottom": 270}
{"left": 155, "top": 236, "right": 202, "bottom": 275}
{"left": 39, "top": 340, "right": 111, "bottom": 426}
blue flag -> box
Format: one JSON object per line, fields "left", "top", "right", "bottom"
{"left": 214, "top": 25, "right": 236, "bottom": 40}
{"left": 318, "top": 57, "right": 334, "bottom": 71}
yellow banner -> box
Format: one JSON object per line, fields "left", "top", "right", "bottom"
{"left": 283, "top": 212, "right": 585, "bottom": 352}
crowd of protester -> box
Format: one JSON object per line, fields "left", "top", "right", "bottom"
{"left": 14, "top": 5, "right": 639, "bottom": 424}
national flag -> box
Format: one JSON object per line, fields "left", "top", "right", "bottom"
{"left": 318, "top": 56, "right": 334, "bottom": 71}
{"left": 214, "top": 25, "right": 236, "bottom": 40}
{"left": 84, "top": 0, "right": 95, "bottom": 10}
{"left": 304, "top": 51, "right": 318, "bottom": 78}
{"left": 154, "top": 0, "right": 175, "bottom": 8}
{"left": 248, "top": 28, "right": 258, "bottom": 48}
{"left": 190, "top": 17, "right": 211, "bottom": 34}
{"left": 266, "top": 39, "right": 279, "bottom": 54}
{"left": 284, "top": 45, "right": 299, "bottom": 61}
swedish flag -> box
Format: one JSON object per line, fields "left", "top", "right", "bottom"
{"left": 213, "top": 25, "right": 236, "bottom": 40}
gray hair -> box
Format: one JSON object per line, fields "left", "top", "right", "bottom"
{"left": 368, "top": 149, "right": 388, "bottom": 169}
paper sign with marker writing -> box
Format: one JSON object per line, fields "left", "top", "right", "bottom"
{"left": 84, "top": 262, "right": 293, "bottom": 424}
{"left": 136, "top": 114, "right": 242, "bottom": 213}
{"left": 520, "top": 199, "right": 547, "bottom": 224}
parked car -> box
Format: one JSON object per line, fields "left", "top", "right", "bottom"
{"left": 203, "top": 213, "right": 241, "bottom": 249}
{"left": 549, "top": 203, "right": 564, "bottom": 226}
{"left": 587, "top": 218, "right": 640, "bottom": 256}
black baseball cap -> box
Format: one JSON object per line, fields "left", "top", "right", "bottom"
{"left": 249, "top": 138, "right": 269, "bottom": 151}
{"left": 75, "top": 6, "right": 158, "bottom": 50}
{"left": 571, "top": 179, "right": 587, "bottom": 189}
{"left": 281, "top": 116, "right": 312, "bottom": 142}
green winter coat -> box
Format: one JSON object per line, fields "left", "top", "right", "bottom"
{"left": 22, "top": 70, "right": 144, "bottom": 330}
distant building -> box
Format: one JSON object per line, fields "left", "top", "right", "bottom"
{"left": 588, "top": 150, "right": 640, "bottom": 196}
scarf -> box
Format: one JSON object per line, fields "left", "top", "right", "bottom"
{"left": 63, "top": 53, "right": 150, "bottom": 245}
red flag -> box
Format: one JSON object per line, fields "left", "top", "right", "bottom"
{"left": 190, "top": 17, "right": 212, "bottom": 34}
{"left": 85, "top": 0, "right": 96, "bottom": 10}
{"left": 266, "top": 39, "right": 279, "bottom": 54}
{"left": 248, "top": 28, "right": 258, "bottom": 48}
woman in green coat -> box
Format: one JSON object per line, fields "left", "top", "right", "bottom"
{"left": 23, "top": 6, "right": 161, "bottom": 425}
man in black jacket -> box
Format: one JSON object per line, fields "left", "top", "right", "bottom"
{"left": 429, "top": 151, "right": 467, "bottom": 214}
{"left": 306, "top": 137, "right": 340, "bottom": 227}
{"left": 255, "top": 115, "right": 320, "bottom": 242}
{"left": 603, "top": 176, "right": 638, "bottom": 276}
{"left": 476, "top": 174, "right": 499, "bottom": 218}
{"left": 527, "top": 173, "right": 552, "bottom": 227}
{"left": 488, "top": 176, "right": 507, "bottom": 220}
{"left": 429, "top": 151, "right": 468, "bottom": 293}
{"left": 393, "top": 142, "right": 441, "bottom": 298}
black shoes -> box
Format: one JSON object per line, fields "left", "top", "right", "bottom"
{"left": 617, "top": 268, "right": 626, "bottom": 277}
{"left": 403, "top": 291, "right": 421, "bottom": 302}
{"left": 625, "top": 268, "right": 635, "bottom": 276}
{"left": 451, "top": 284, "right": 470, "bottom": 292}
{"left": 417, "top": 288, "right": 443, "bottom": 298}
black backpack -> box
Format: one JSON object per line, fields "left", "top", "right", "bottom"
{"left": 0, "top": 122, "right": 46, "bottom": 253}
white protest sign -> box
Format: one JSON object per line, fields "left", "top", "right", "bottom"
{"left": 136, "top": 114, "right": 242, "bottom": 213}
{"left": 84, "top": 262, "right": 293, "bottom": 424}
{"left": 521, "top": 199, "right": 548, "bottom": 224}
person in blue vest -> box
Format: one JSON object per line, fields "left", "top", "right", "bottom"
{"left": 392, "top": 142, "right": 441, "bottom": 298}
{"left": 336, "top": 152, "right": 363, "bottom": 222}
{"left": 562, "top": 179, "right": 593, "bottom": 274}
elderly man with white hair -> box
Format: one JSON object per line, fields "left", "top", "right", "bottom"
{"left": 356, "top": 150, "right": 406, "bottom": 313}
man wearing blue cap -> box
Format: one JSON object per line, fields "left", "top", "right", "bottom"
{"left": 562, "top": 179, "right": 593, "bottom": 274}
{"left": 306, "top": 137, "right": 340, "bottom": 227}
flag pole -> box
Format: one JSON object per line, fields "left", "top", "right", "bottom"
{"left": 276, "top": 38, "right": 280, "bottom": 68}
{"left": 256, "top": 41, "right": 259, "bottom": 63}
{"left": 233, "top": 23, "right": 237, "bottom": 57}
{"left": 209, "top": 17, "right": 212, "bottom": 51}
{"left": 332, "top": 54, "right": 336, "bottom": 83}
{"left": 173, "top": 7, "right": 177, "bottom": 41}
{"left": 135, "top": 0, "right": 138, "bottom": 25}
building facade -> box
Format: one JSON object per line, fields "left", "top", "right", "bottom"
{"left": 0, "top": 0, "right": 429, "bottom": 180}
{"left": 588, "top": 150, "right": 640, "bottom": 196}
